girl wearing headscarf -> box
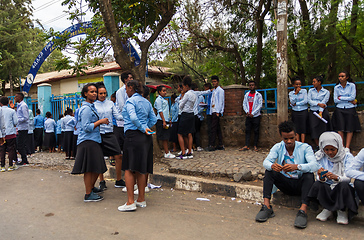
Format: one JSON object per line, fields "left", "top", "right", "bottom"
{"left": 308, "top": 132, "right": 357, "bottom": 225}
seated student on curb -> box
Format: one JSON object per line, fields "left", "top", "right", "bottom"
{"left": 346, "top": 148, "right": 364, "bottom": 206}
{"left": 308, "top": 132, "right": 357, "bottom": 225}
{"left": 255, "top": 121, "right": 320, "bottom": 229}
{"left": 154, "top": 85, "right": 175, "bottom": 159}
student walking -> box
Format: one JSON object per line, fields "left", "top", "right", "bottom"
{"left": 331, "top": 71, "right": 361, "bottom": 152}
{"left": 71, "top": 83, "right": 109, "bottom": 202}
{"left": 289, "top": 77, "right": 308, "bottom": 143}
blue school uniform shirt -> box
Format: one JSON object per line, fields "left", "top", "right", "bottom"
{"left": 206, "top": 91, "right": 212, "bottom": 115}
{"left": 308, "top": 87, "right": 330, "bottom": 112}
{"left": 34, "top": 115, "right": 44, "bottom": 129}
{"left": 115, "top": 85, "right": 128, "bottom": 127}
{"left": 44, "top": 118, "right": 56, "bottom": 133}
{"left": 346, "top": 148, "right": 364, "bottom": 181}
{"left": 28, "top": 110, "right": 34, "bottom": 134}
{"left": 170, "top": 102, "right": 179, "bottom": 123}
{"left": 62, "top": 115, "right": 74, "bottom": 132}
{"left": 1, "top": 106, "right": 18, "bottom": 136}
{"left": 193, "top": 90, "right": 211, "bottom": 116}
{"left": 197, "top": 95, "right": 205, "bottom": 121}
{"left": 334, "top": 82, "right": 356, "bottom": 109}
{"left": 209, "top": 86, "right": 225, "bottom": 115}
{"left": 263, "top": 141, "right": 320, "bottom": 179}
{"left": 154, "top": 95, "right": 170, "bottom": 122}
{"left": 16, "top": 100, "right": 29, "bottom": 131}
{"left": 289, "top": 89, "right": 308, "bottom": 111}
{"left": 94, "top": 99, "right": 123, "bottom": 134}
{"left": 317, "top": 153, "right": 353, "bottom": 185}
{"left": 56, "top": 119, "right": 62, "bottom": 134}
{"left": 0, "top": 108, "right": 4, "bottom": 138}
{"left": 122, "top": 93, "right": 157, "bottom": 133}
{"left": 77, "top": 101, "right": 101, "bottom": 145}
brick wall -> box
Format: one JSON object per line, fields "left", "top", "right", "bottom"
{"left": 223, "top": 84, "right": 249, "bottom": 116}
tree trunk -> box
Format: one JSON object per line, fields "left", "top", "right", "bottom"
{"left": 9, "top": 72, "right": 13, "bottom": 96}
{"left": 327, "top": 0, "right": 339, "bottom": 82}
{"left": 344, "top": 0, "right": 359, "bottom": 73}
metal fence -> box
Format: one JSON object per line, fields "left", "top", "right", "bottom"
{"left": 51, "top": 94, "right": 84, "bottom": 121}
{"left": 7, "top": 96, "right": 38, "bottom": 114}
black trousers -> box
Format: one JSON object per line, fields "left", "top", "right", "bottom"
{"left": 263, "top": 170, "right": 314, "bottom": 205}
{"left": 209, "top": 113, "right": 223, "bottom": 147}
{"left": 17, "top": 130, "right": 29, "bottom": 164}
{"left": 245, "top": 116, "right": 261, "bottom": 147}
{"left": 206, "top": 115, "right": 212, "bottom": 145}
{"left": 0, "top": 138, "right": 17, "bottom": 167}
{"left": 34, "top": 128, "right": 43, "bottom": 149}
{"left": 354, "top": 179, "right": 364, "bottom": 205}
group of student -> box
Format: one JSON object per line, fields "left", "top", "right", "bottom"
{"left": 154, "top": 75, "right": 225, "bottom": 160}
{"left": 256, "top": 120, "right": 364, "bottom": 228}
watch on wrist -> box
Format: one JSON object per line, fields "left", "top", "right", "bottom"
{"left": 297, "top": 164, "right": 302, "bottom": 171}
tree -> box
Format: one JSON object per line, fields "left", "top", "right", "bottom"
{"left": 60, "top": 0, "right": 178, "bottom": 83}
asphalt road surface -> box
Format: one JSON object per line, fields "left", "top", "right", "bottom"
{"left": 1, "top": 167, "right": 364, "bottom": 240}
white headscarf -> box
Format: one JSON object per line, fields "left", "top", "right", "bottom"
{"left": 317, "top": 132, "right": 346, "bottom": 176}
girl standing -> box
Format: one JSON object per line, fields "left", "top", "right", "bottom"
{"left": 71, "top": 83, "right": 109, "bottom": 202}
{"left": 331, "top": 71, "right": 361, "bottom": 152}
{"left": 43, "top": 112, "right": 56, "bottom": 152}
{"left": 62, "top": 108, "right": 74, "bottom": 159}
{"left": 118, "top": 80, "right": 157, "bottom": 212}
{"left": 289, "top": 78, "right": 308, "bottom": 143}
{"left": 308, "top": 75, "right": 331, "bottom": 149}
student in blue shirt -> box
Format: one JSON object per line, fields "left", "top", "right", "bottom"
{"left": 0, "top": 97, "right": 18, "bottom": 171}
{"left": 118, "top": 80, "right": 157, "bottom": 212}
{"left": 169, "top": 94, "right": 179, "bottom": 152}
{"left": 308, "top": 75, "right": 331, "bottom": 148}
{"left": 56, "top": 114, "right": 63, "bottom": 152}
{"left": 43, "top": 112, "right": 57, "bottom": 152}
{"left": 289, "top": 77, "right": 308, "bottom": 143}
{"left": 308, "top": 132, "right": 356, "bottom": 225}
{"left": 71, "top": 83, "right": 109, "bottom": 202}
{"left": 203, "top": 82, "right": 213, "bottom": 149}
{"left": 346, "top": 148, "right": 364, "bottom": 206}
{"left": 331, "top": 71, "right": 361, "bottom": 152}
{"left": 255, "top": 121, "right": 320, "bottom": 229}
{"left": 94, "top": 83, "right": 124, "bottom": 191}
{"left": 154, "top": 85, "right": 175, "bottom": 159}
{"left": 62, "top": 108, "right": 74, "bottom": 160}
{"left": 33, "top": 109, "right": 44, "bottom": 152}
{"left": 27, "top": 109, "right": 35, "bottom": 156}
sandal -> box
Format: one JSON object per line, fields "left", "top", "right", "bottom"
{"left": 109, "top": 159, "right": 116, "bottom": 166}
{"left": 239, "top": 146, "right": 249, "bottom": 151}
{"left": 254, "top": 147, "right": 259, "bottom": 152}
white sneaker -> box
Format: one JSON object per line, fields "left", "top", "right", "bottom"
{"left": 133, "top": 186, "right": 150, "bottom": 195}
{"left": 122, "top": 184, "right": 138, "bottom": 192}
{"left": 117, "top": 202, "right": 137, "bottom": 212}
{"left": 135, "top": 200, "right": 147, "bottom": 208}
{"left": 345, "top": 148, "right": 350, "bottom": 153}
{"left": 316, "top": 209, "right": 332, "bottom": 221}
{"left": 164, "top": 152, "right": 176, "bottom": 159}
{"left": 0, "top": 167, "right": 6, "bottom": 172}
{"left": 336, "top": 210, "right": 349, "bottom": 224}
{"left": 197, "top": 147, "right": 204, "bottom": 152}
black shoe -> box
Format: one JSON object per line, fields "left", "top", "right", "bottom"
{"left": 216, "top": 145, "right": 225, "bottom": 150}
{"left": 255, "top": 205, "right": 275, "bottom": 222}
{"left": 205, "top": 146, "right": 215, "bottom": 152}
{"left": 99, "top": 180, "right": 107, "bottom": 191}
{"left": 114, "top": 179, "right": 126, "bottom": 188}
{"left": 294, "top": 210, "right": 308, "bottom": 229}
{"left": 92, "top": 187, "right": 104, "bottom": 193}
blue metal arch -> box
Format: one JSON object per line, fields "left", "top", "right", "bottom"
{"left": 23, "top": 21, "right": 140, "bottom": 93}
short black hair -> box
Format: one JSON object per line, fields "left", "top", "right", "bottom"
{"left": 191, "top": 83, "right": 198, "bottom": 90}
{"left": 65, "top": 107, "right": 73, "bottom": 115}
{"left": 126, "top": 80, "right": 142, "bottom": 94}
{"left": 59, "top": 114, "right": 63, "bottom": 119}
{"left": 211, "top": 75, "right": 219, "bottom": 82}
{"left": 183, "top": 76, "right": 192, "bottom": 87}
{"left": 171, "top": 93, "right": 177, "bottom": 101}
{"left": 36, "top": 109, "right": 41, "bottom": 114}
{"left": 178, "top": 83, "right": 183, "bottom": 89}
{"left": 110, "top": 91, "right": 116, "bottom": 99}
{"left": 157, "top": 85, "right": 166, "bottom": 94}
{"left": 46, "top": 111, "right": 52, "bottom": 118}
{"left": 0, "top": 96, "right": 9, "bottom": 105}
{"left": 142, "top": 85, "right": 150, "bottom": 98}
{"left": 278, "top": 121, "right": 296, "bottom": 135}
{"left": 248, "top": 81, "right": 256, "bottom": 85}
{"left": 16, "top": 92, "right": 24, "bottom": 100}
{"left": 81, "top": 83, "right": 97, "bottom": 98}
{"left": 121, "top": 72, "right": 132, "bottom": 84}
{"left": 314, "top": 75, "right": 325, "bottom": 84}
{"left": 204, "top": 82, "right": 212, "bottom": 89}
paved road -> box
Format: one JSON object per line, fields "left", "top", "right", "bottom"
{"left": 1, "top": 167, "right": 363, "bottom": 240}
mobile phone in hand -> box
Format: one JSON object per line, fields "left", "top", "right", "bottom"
{"left": 320, "top": 170, "right": 328, "bottom": 178}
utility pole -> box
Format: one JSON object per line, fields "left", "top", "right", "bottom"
{"left": 276, "top": 0, "right": 288, "bottom": 124}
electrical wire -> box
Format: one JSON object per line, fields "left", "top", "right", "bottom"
{"left": 33, "top": 0, "right": 62, "bottom": 13}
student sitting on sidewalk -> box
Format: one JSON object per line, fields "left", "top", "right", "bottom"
{"left": 255, "top": 121, "right": 320, "bottom": 229}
